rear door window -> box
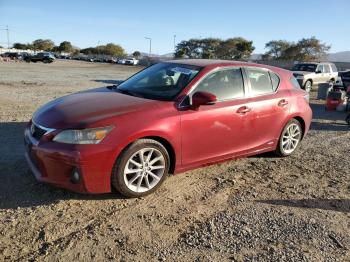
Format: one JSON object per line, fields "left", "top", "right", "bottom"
{"left": 324, "top": 65, "right": 331, "bottom": 73}
{"left": 246, "top": 68, "right": 274, "bottom": 95}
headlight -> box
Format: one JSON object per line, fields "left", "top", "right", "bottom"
{"left": 53, "top": 126, "right": 114, "bottom": 144}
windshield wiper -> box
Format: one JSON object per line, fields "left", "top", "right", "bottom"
{"left": 114, "top": 86, "right": 140, "bottom": 97}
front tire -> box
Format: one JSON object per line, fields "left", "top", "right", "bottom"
{"left": 112, "top": 139, "right": 170, "bottom": 197}
{"left": 275, "top": 119, "right": 302, "bottom": 157}
{"left": 304, "top": 80, "right": 312, "bottom": 93}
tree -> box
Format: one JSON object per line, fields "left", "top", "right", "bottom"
{"left": 216, "top": 37, "right": 254, "bottom": 60}
{"left": 132, "top": 51, "right": 141, "bottom": 58}
{"left": 263, "top": 37, "right": 330, "bottom": 61}
{"left": 200, "top": 38, "right": 221, "bottom": 59}
{"left": 32, "top": 39, "right": 55, "bottom": 51}
{"left": 80, "top": 43, "right": 126, "bottom": 57}
{"left": 263, "top": 40, "right": 291, "bottom": 60}
{"left": 58, "top": 41, "right": 73, "bottom": 53}
{"left": 295, "top": 37, "right": 330, "bottom": 61}
{"left": 175, "top": 39, "right": 202, "bottom": 58}
{"left": 13, "top": 42, "right": 32, "bottom": 50}
{"left": 174, "top": 37, "right": 254, "bottom": 60}
{"left": 103, "top": 43, "right": 126, "bottom": 56}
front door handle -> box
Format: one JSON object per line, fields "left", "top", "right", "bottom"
{"left": 278, "top": 99, "right": 288, "bottom": 107}
{"left": 236, "top": 106, "right": 251, "bottom": 114}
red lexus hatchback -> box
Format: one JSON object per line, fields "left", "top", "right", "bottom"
{"left": 24, "top": 60, "right": 312, "bottom": 197}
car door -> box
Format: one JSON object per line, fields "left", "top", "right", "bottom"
{"left": 323, "top": 64, "right": 332, "bottom": 82}
{"left": 242, "top": 67, "right": 291, "bottom": 152}
{"left": 315, "top": 64, "right": 326, "bottom": 84}
{"left": 180, "top": 67, "right": 252, "bottom": 167}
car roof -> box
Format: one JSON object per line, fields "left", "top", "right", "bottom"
{"left": 297, "top": 62, "right": 334, "bottom": 65}
{"left": 166, "top": 59, "right": 253, "bottom": 67}
{"left": 165, "top": 59, "right": 291, "bottom": 76}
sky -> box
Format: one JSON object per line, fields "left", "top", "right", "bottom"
{"left": 0, "top": 0, "right": 349, "bottom": 55}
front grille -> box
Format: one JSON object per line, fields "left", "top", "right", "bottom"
{"left": 31, "top": 123, "right": 47, "bottom": 140}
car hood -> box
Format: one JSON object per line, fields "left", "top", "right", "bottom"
{"left": 33, "top": 87, "right": 159, "bottom": 129}
{"left": 292, "top": 71, "right": 313, "bottom": 76}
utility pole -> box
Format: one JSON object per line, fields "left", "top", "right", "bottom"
{"left": 6, "top": 26, "right": 9, "bottom": 49}
{"left": 145, "top": 37, "right": 152, "bottom": 55}
{"left": 0, "top": 25, "right": 10, "bottom": 49}
{"left": 173, "top": 35, "right": 176, "bottom": 53}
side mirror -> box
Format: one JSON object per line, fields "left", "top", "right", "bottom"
{"left": 192, "top": 91, "right": 217, "bottom": 107}
{"left": 315, "top": 70, "right": 322, "bottom": 74}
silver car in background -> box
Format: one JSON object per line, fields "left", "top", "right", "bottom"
{"left": 292, "top": 62, "right": 338, "bottom": 92}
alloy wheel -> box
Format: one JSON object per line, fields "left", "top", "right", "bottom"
{"left": 281, "top": 123, "right": 301, "bottom": 154}
{"left": 123, "top": 148, "right": 165, "bottom": 193}
{"left": 304, "top": 81, "right": 312, "bottom": 93}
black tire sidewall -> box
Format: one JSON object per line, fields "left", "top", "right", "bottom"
{"left": 346, "top": 115, "right": 350, "bottom": 126}
{"left": 112, "top": 139, "right": 170, "bottom": 198}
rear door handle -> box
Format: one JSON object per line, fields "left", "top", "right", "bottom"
{"left": 278, "top": 99, "right": 288, "bottom": 107}
{"left": 236, "top": 106, "right": 251, "bottom": 114}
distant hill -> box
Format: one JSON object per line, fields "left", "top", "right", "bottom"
{"left": 327, "top": 51, "right": 350, "bottom": 62}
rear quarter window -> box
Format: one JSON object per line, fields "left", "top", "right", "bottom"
{"left": 330, "top": 64, "right": 338, "bottom": 73}
{"left": 290, "top": 77, "right": 301, "bottom": 89}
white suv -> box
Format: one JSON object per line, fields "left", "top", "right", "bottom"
{"left": 292, "top": 62, "right": 338, "bottom": 92}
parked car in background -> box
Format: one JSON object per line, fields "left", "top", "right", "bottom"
{"left": 117, "top": 58, "right": 126, "bottom": 64}
{"left": 124, "top": 57, "right": 139, "bottom": 65}
{"left": 337, "top": 70, "right": 350, "bottom": 88}
{"left": 25, "top": 52, "right": 55, "bottom": 63}
{"left": 291, "top": 62, "right": 338, "bottom": 92}
{"left": 24, "top": 59, "right": 312, "bottom": 197}
{"left": 1, "top": 52, "right": 32, "bottom": 61}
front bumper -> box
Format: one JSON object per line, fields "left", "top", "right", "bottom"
{"left": 24, "top": 124, "right": 116, "bottom": 194}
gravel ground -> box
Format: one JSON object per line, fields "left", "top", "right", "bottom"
{"left": 0, "top": 60, "right": 349, "bottom": 261}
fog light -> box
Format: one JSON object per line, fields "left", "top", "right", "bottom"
{"left": 70, "top": 169, "right": 81, "bottom": 184}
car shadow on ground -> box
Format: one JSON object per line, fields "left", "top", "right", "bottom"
{"left": 309, "top": 101, "right": 349, "bottom": 132}
{"left": 0, "top": 122, "right": 125, "bottom": 210}
{"left": 257, "top": 199, "right": 350, "bottom": 213}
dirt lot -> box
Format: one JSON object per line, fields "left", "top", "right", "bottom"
{"left": 0, "top": 60, "right": 349, "bottom": 261}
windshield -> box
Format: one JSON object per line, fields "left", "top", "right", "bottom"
{"left": 291, "top": 64, "right": 317, "bottom": 72}
{"left": 117, "top": 62, "right": 201, "bottom": 100}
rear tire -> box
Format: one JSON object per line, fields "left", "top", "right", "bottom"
{"left": 346, "top": 114, "right": 350, "bottom": 127}
{"left": 275, "top": 119, "right": 302, "bottom": 157}
{"left": 112, "top": 139, "right": 170, "bottom": 198}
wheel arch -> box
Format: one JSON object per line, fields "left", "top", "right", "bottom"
{"left": 113, "top": 135, "right": 177, "bottom": 175}
{"left": 142, "top": 136, "right": 176, "bottom": 174}
{"left": 292, "top": 116, "right": 306, "bottom": 139}
{"left": 305, "top": 79, "right": 313, "bottom": 85}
